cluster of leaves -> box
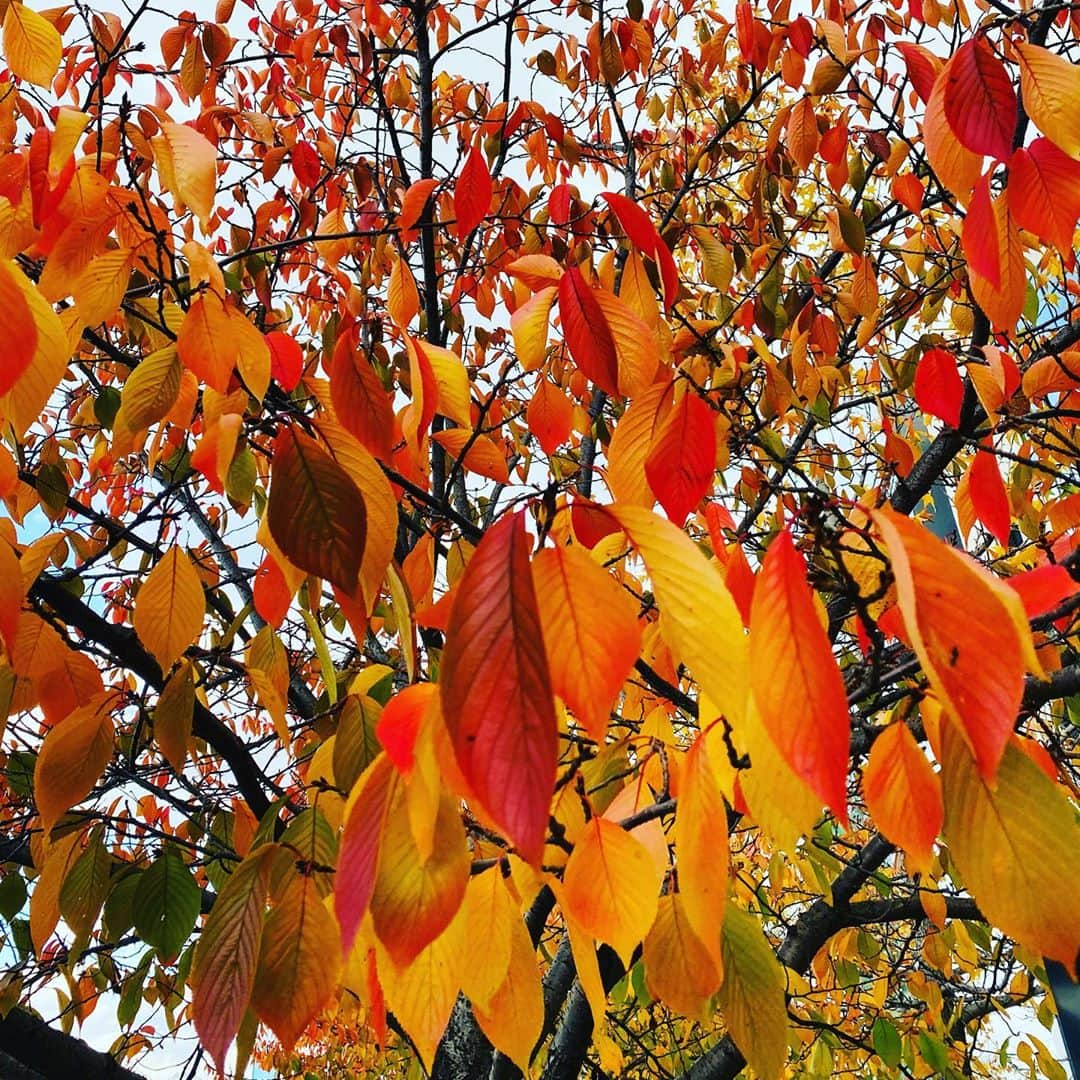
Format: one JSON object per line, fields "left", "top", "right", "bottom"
{"left": 0, "top": 0, "right": 1077, "bottom": 1077}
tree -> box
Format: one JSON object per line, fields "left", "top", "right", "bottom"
{"left": 0, "top": 0, "right": 1078, "bottom": 1076}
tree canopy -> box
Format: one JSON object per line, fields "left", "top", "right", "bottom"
{"left": 0, "top": 0, "right": 1078, "bottom": 1077}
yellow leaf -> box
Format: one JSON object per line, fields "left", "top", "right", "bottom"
{"left": 34, "top": 692, "right": 118, "bottom": 834}
{"left": 2, "top": 2, "right": 61, "bottom": 88}
{"left": 606, "top": 380, "right": 670, "bottom": 506}
{"left": 115, "top": 346, "right": 182, "bottom": 436}
{"left": 387, "top": 252, "right": 419, "bottom": 328}
{"left": 643, "top": 893, "right": 721, "bottom": 1019}
{"left": 510, "top": 285, "right": 556, "bottom": 371}
{"left": 422, "top": 343, "right": 472, "bottom": 427}
{"left": 1015, "top": 42, "right": 1080, "bottom": 159}
{"left": 940, "top": 723, "right": 1080, "bottom": 967}
{"left": 29, "top": 828, "right": 82, "bottom": 953}
{"left": 592, "top": 287, "right": 660, "bottom": 397}
{"left": 717, "top": 903, "right": 788, "bottom": 1080}
{"left": 457, "top": 868, "right": 516, "bottom": 1009}
{"left": 157, "top": 122, "right": 217, "bottom": 231}
{"left": 610, "top": 505, "right": 749, "bottom": 725}
{"left": 73, "top": 248, "right": 132, "bottom": 326}
{"left": 675, "top": 735, "right": 728, "bottom": 964}
{"left": 154, "top": 660, "right": 195, "bottom": 772}
{"left": 251, "top": 871, "right": 342, "bottom": 1052}
{"left": 377, "top": 917, "right": 465, "bottom": 1072}
{"left": 562, "top": 815, "right": 662, "bottom": 964}
{"left": 133, "top": 547, "right": 206, "bottom": 670}
{"left": 473, "top": 899, "right": 544, "bottom": 1073}
{"left": 693, "top": 226, "right": 734, "bottom": 291}
{"left": 0, "top": 260, "right": 70, "bottom": 440}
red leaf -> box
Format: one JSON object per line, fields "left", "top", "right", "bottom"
{"left": 0, "top": 265, "right": 38, "bottom": 395}
{"left": 440, "top": 513, "right": 558, "bottom": 864}
{"left": 968, "top": 449, "right": 1011, "bottom": 546}
{"left": 454, "top": 147, "right": 492, "bottom": 238}
{"left": 570, "top": 498, "right": 621, "bottom": 549}
{"left": 601, "top": 191, "right": 658, "bottom": 253}
{"left": 944, "top": 37, "right": 1017, "bottom": 160}
{"left": 895, "top": 42, "right": 941, "bottom": 103}
{"left": 644, "top": 390, "right": 716, "bottom": 526}
{"left": 558, "top": 267, "right": 620, "bottom": 395}
{"left": 291, "top": 140, "right": 321, "bottom": 188}
{"left": 264, "top": 331, "right": 304, "bottom": 391}
{"left": 750, "top": 529, "right": 850, "bottom": 823}
{"left": 962, "top": 174, "right": 1000, "bottom": 287}
{"left": 1007, "top": 138, "right": 1080, "bottom": 255}
{"left": 1006, "top": 563, "right": 1079, "bottom": 619}
{"left": 376, "top": 684, "right": 437, "bottom": 774}
{"left": 548, "top": 183, "right": 573, "bottom": 226}
{"left": 914, "top": 348, "right": 964, "bottom": 428}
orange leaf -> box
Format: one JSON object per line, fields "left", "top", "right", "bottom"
{"left": 267, "top": 426, "right": 367, "bottom": 594}
{"left": 526, "top": 378, "right": 574, "bottom": 456}
{"left": 387, "top": 252, "right": 419, "bottom": 328}
{"left": 785, "top": 96, "right": 819, "bottom": 170}
{"left": 863, "top": 722, "right": 942, "bottom": 875}
{"left": 561, "top": 815, "right": 662, "bottom": 964}
{"left": 531, "top": 543, "right": 642, "bottom": 741}
{"left": 35, "top": 691, "right": 118, "bottom": 833}
{"left": 1007, "top": 138, "right": 1080, "bottom": 255}
{"left": 0, "top": 261, "right": 38, "bottom": 395}
{"left": 749, "top": 528, "right": 849, "bottom": 823}
{"left": 440, "top": 514, "right": 557, "bottom": 864}
{"left": 643, "top": 893, "right": 721, "bottom": 1020}
{"left": 328, "top": 328, "right": 395, "bottom": 461}
{"left": 968, "top": 448, "right": 1011, "bottom": 546}
{"left": 1014, "top": 40, "right": 1080, "bottom": 159}
{"left": 872, "top": 507, "right": 1036, "bottom": 778}
{"left": 674, "top": 734, "right": 728, "bottom": 964}
{"left": 251, "top": 870, "right": 342, "bottom": 1052}
{"left": 397, "top": 177, "right": 439, "bottom": 236}
{"left": 432, "top": 427, "right": 509, "bottom": 483}
{"left": 968, "top": 191, "right": 1026, "bottom": 330}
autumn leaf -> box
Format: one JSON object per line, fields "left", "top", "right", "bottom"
{"left": 1014, "top": 41, "right": 1080, "bottom": 159}
{"left": 913, "top": 347, "right": 963, "bottom": 428}
{"left": 251, "top": 870, "right": 342, "bottom": 1052}
{"left": 644, "top": 386, "right": 716, "bottom": 526}
{"left": 943, "top": 37, "right": 1016, "bottom": 160}
{"left": 940, "top": 722, "right": 1080, "bottom": 967}
{"left": 3, "top": 2, "right": 61, "bottom": 88}
{"left": 267, "top": 426, "right": 367, "bottom": 594}
{"left": 561, "top": 815, "right": 663, "bottom": 964}
{"left": 35, "top": 692, "right": 119, "bottom": 834}
{"left": 454, "top": 147, "right": 492, "bottom": 237}
{"left": 558, "top": 267, "right": 621, "bottom": 395}
{"left": 440, "top": 513, "right": 557, "bottom": 864}
{"left": 133, "top": 546, "right": 206, "bottom": 670}
{"left": 863, "top": 722, "right": 942, "bottom": 876}
{"left": 192, "top": 846, "right": 274, "bottom": 1074}
{"left": 872, "top": 508, "right": 1038, "bottom": 779}
{"left": 531, "top": 542, "right": 642, "bottom": 741}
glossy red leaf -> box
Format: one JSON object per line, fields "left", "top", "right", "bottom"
{"left": 894, "top": 42, "right": 942, "bottom": 104}
{"left": 943, "top": 37, "right": 1017, "bottom": 160}
{"left": 291, "top": 140, "right": 321, "bottom": 188}
{"left": 439, "top": 513, "right": 558, "bottom": 864}
{"left": 264, "top": 331, "right": 304, "bottom": 391}
{"left": 1006, "top": 563, "right": 1079, "bottom": 619}
{"left": 1007, "top": 138, "right": 1080, "bottom": 255}
{"left": 962, "top": 173, "right": 1000, "bottom": 287}
{"left": 968, "top": 449, "right": 1011, "bottom": 546}
{"left": 914, "top": 348, "right": 963, "bottom": 428}
{"left": 644, "top": 390, "right": 716, "bottom": 526}
{"left": 558, "top": 267, "right": 620, "bottom": 395}
{"left": 454, "top": 147, "right": 492, "bottom": 238}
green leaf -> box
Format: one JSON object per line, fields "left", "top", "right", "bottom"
{"left": 59, "top": 828, "right": 112, "bottom": 939}
{"left": 0, "top": 872, "right": 26, "bottom": 922}
{"left": 873, "top": 1017, "right": 902, "bottom": 1067}
{"left": 133, "top": 852, "right": 200, "bottom": 961}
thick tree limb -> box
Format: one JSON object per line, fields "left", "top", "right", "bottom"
{"left": 0, "top": 1007, "right": 143, "bottom": 1079}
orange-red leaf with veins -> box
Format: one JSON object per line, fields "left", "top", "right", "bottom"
{"left": 558, "top": 267, "right": 620, "bottom": 396}
{"left": 454, "top": 147, "right": 492, "bottom": 238}
{"left": 914, "top": 348, "right": 963, "bottom": 428}
{"left": 439, "top": 512, "right": 558, "bottom": 864}
{"left": 750, "top": 528, "right": 849, "bottom": 824}
{"left": 644, "top": 389, "right": 716, "bottom": 526}
{"left": 944, "top": 37, "right": 1016, "bottom": 160}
